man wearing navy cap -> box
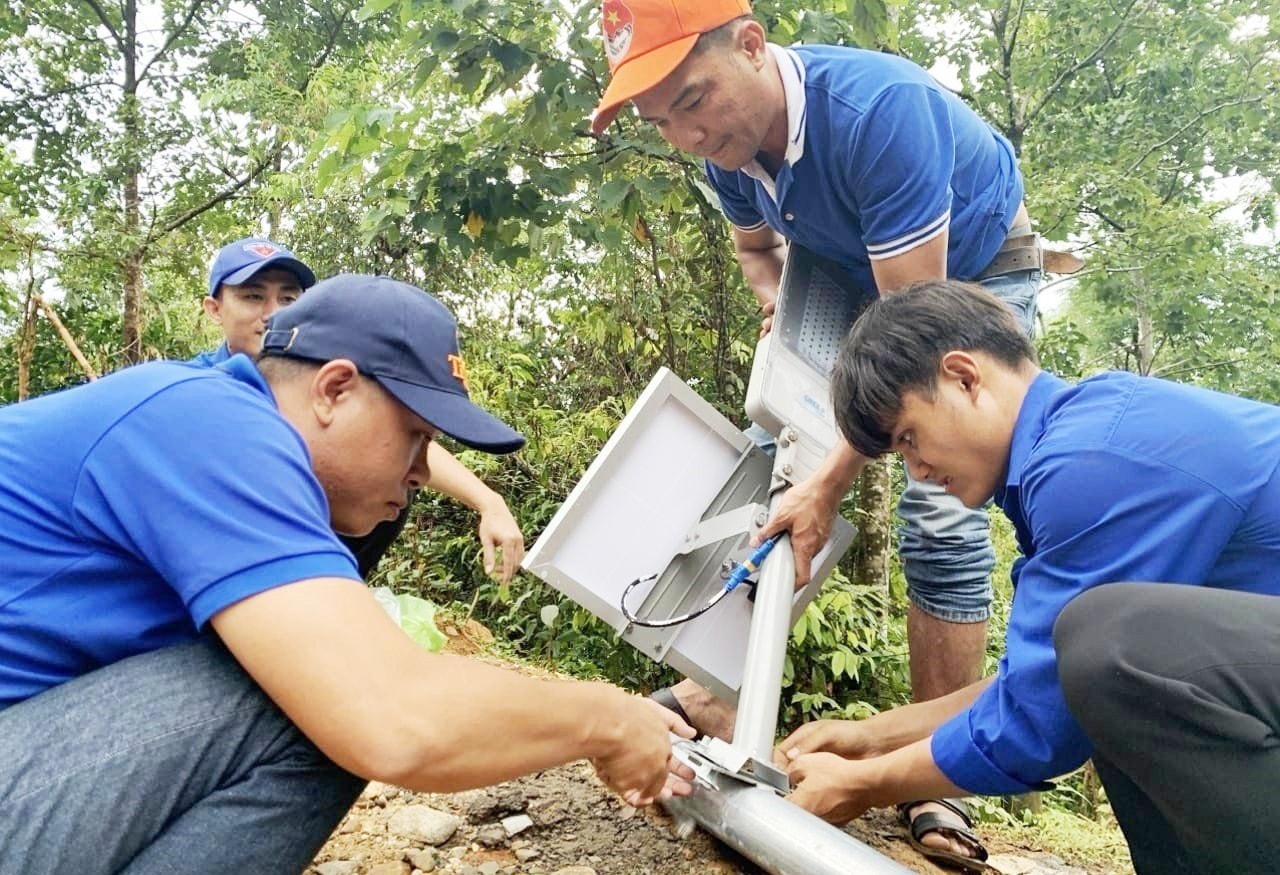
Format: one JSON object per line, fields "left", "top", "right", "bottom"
{"left": 195, "top": 236, "right": 526, "bottom": 582}
{"left": 193, "top": 236, "right": 318, "bottom": 367}
{"left": 0, "top": 275, "right": 693, "bottom": 873}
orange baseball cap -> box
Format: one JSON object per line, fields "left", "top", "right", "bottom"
{"left": 590, "top": 0, "right": 753, "bottom": 134}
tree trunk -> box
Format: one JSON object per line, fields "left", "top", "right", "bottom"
{"left": 120, "top": 0, "right": 145, "bottom": 363}
{"left": 1136, "top": 291, "right": 1155, "bottom": 375}
{"left": 16, "top": 282, "right": 38, "bottom": 401}
{"left": 854, "top": 457, "right": 893, "bottom": 590}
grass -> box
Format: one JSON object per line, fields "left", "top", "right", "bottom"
{"left": 983, "top": 805, "right": 1135, "bottom": 874}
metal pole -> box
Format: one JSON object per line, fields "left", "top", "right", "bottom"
{"left": 732, "top": 490, "right": 798, "bottom": 763}
{"left": 664, "top": 780, "right": 916, "bottom": 875}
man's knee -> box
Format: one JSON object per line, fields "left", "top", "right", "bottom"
{"left": 905, "top": 574, "right": 993, "bottom": 623}
{"left": 1053, "top": 584, "right": 1141, "bottom": 722}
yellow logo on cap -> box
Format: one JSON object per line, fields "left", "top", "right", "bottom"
{"left": 448, "top": 353, "right": 470, "bottom": 391}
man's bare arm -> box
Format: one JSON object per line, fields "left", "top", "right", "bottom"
{"left": 423, "top": 442, "right": 524, "bottom": 582}
{"left": 731, "top": 224, "right": 787, "bottom": 313}
{"left": 211, "top": 578, "right": 687, "bottom": 800}
{"left": 869, "top": 229, "right": 948, "bottom": 294}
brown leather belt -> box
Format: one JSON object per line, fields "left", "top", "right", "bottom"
{"left": 978, "top": 224, "right": 1083, "bottom": 279}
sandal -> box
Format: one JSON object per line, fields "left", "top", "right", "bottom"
{"left": 897, "top": 798, "right": 992, "bottom": 873}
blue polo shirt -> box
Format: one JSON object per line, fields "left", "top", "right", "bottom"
{"left": 706, "top": 44, "right": 1024, "bottom": 293}
{"left": 189, "top": 341, "right": 232, "bottom": 367}
{"left": 0, "top": 357, "right": 360, "bottom": 709}
{"left": 932, "top": 370, "right": 1280, "bottom": 794}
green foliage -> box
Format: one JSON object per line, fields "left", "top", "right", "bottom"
{"left": 782, "top": 570, "right": 909, "bottom": 727}
{"left": 1, "top": 3, "right": 1275, "bottom": 848}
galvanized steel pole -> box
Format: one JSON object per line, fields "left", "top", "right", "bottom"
{"left": 664, "top": 779, "right": 916, "bottom": 875}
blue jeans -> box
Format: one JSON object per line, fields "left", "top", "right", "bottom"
{"left": 749, "top": 269, "right": 1041, "bottom": 622}
{"left": 899, "top": 269, "right": 1040, "bottom": 621}
{"left": 0, "top": 637, "right": 365, "bottom": 874}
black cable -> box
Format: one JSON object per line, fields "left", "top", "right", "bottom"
{"left": 619, "top": 574, "right": 736, "bottom": 628}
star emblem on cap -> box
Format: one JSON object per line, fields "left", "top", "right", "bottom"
{"left": 245, "top": 243, "right": 279, "bottom": 258}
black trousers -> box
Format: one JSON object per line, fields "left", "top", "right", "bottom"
{"left": 1054, "top": 583, "right": 1280, "bottom": 875}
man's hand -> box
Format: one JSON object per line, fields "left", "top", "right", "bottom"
{"left": 774, "top": 718, "right": 876, "bottom": 767}
{"left": 591, "top": 693, "right": 696, "bottom": 808}
{"left": 752, "top": 472, "right": 844, "bottom": 587}
{"left": 646, "top": 696, "right": 697, "bottom": 801}
{"left": 787, "top": 752, "right": 871, "bottom": 825}
{"left": 476, "top": 497, "right": 524, "bottom": 583}
{"left": 759, "top": 299, "right": 776, "bottom": 338}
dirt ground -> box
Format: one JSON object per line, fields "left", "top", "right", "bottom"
{"left": 310, "top": 621, "right": 1125, "bottom": 875}
{"left": 312, "top": 765, "right": 1120, "bottom": 875}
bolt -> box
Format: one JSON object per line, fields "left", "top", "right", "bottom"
{"left": 782, "top": 463, "right": 794, "bottom": 476}
{"left": 786, "top": 428, "right": 799, "bottom": 442}
{"left": 719, "top": 560, "right": 734, "bottom": 579}
{"left": 755, "top": 511, "right": 768, "bottom": 527}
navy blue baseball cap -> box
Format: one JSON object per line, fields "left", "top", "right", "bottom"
{"left": 207, "top": 237, "right": 318, "bottom": 297}
{"left": 260, "top": 274, "right": 525, "bottom": 455}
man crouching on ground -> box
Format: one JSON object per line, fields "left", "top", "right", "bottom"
{"left": 0, "top": 274, "right": 692, "bottom": 874}
{"left": 779, "top": 280, "right": 1280, "bottom": 875}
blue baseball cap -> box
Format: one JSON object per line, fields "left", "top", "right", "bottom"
{"left": 260, "top": 274, "right": 525, "bottom": 455}
{"left": 207, "top": 237, "right": 318, "bottom": 297}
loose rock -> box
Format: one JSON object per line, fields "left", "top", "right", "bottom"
{"left": 475, "top": 824, "right": 508, "bottom": 847}
{"left": 501, "top": 814, "right": 534, "bottom": 837}
{"left": 387, "top": 805, "right": 462, "bottom": 846}
{"left": 313, "top": 862, "right": 358, "bottom": 875}
{"left": 404, "top": 849, "right": 437, "bottom": 871}
{"left": 368, "top": 863, "right": 409, "bottom": 875}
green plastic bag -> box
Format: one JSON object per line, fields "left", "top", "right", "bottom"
{"left": 372, "top": 587, "right": 447, "bottom": 652}
{"left": 396, "top": 593, "right": 447, "bottom": 652}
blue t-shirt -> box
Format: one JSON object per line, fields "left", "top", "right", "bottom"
{"left": 932, "top": 371, "right": 1280, "bottom": 794}
{"left": 706, "top": 44, "right": 1024, "bottom": 293}
{"left": 189, "top": 341, "right": 232, "bottom": 368}
{"left": 0, "top": 357, "right": 360, "bottom": 708}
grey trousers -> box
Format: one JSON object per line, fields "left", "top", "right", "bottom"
{"left": 0, "top": 637, "right": 365, "bottom": 874}
{"left": 1055, "top": 583, "right": 1280, "bottom": 875}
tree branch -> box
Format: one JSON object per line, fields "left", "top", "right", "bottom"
{"left": 1024, "top": 0, "right": 1149, "bottom": 127}
{"left": 137, "top": 0, "right": 213, "bottom": 83}
{"left": 35, "top": 294, "right": 99, "bottom": 382}
{"left": 1125, "top": 95, "right": 1267, "bottom": 176}
{"left": 81, "top": 0, "right": 126, "bottom": 54}
{"left": 151, "top": 146, "right": 282, "bottom": 239}
{"left": 1080, "top": 203, "right": 1128, "bottom": 233}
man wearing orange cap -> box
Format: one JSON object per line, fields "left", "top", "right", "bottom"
{"left": 591, "top": 1, "right": 1041, "bottom": 866}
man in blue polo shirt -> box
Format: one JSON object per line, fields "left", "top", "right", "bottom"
{"left": 590, "top": 0, "right": 1047, "bottom": 855}
{"left": 776, "top": 280, "right": 1280, "bottom": 875}
{"left": 0, "top": 275, "right": 692, "bottom": 873}
{"left": 196, "top": 236, "right": 526, "bottom": 581}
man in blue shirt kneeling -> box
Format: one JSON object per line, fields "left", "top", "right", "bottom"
{"left": 778, "top": 279, "right": 1280, "bottom": 875}
{"left": 0, "top": 275, "right": 691, "bottom": 873}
